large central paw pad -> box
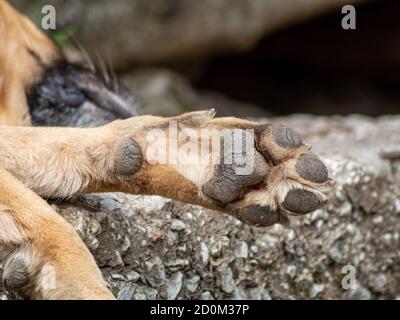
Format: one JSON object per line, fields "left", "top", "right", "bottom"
{"left": 202, "top": 131, "right": 269, "bottom": 203}
{"left": 201, "top": 121, "right": 333, "bottom": 227}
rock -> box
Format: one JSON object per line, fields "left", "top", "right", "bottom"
{"left": 117, "top": 283, "right": 136, "bottom": 300}
{"left": 199, "top": 291, "right": 214, "bottom": 300}
{"left": 372, "top": 215, "right": 383, "bottom": 225}
{"left": 234, "top": 241, "right": 248, "bottom": 259}
{"left": 126, "top": 271, "right": 140, "bottom": 282}
{"left": 218, "top": 267, "right": 235, "bottom": 294}
{"left": 171, "top": 219, "right": 186, "bottom": 231}
{"left": 310, "top": 284, "right": 325, "bottom": 298}
{"left": 328, "top": 245, "right": 343, "bottom": 263}
{"left": 250, "top": 245, "right": 258, "bottom": 254}
{"left": 139, "top": 196, "right": 169, "bottom": 215}
{"left": 345, "top": 284, "right": 371, "bottom": 300}
{"left": 247, "top": 288, "right": 263, "bottom": 300}
{"left": 262, "top": 290, "right": 272, "bottom": 300}
{"left": 210, "top": 239, "right": 223, "bottom": 258}
{"left": 121, "top": 236, "right": 131, "bottom": 253}
{"left": 199, "top": 242, "right": 209, "bottom": 266}
{"left": 111, "top": 273, "right": 125, "bottom": 281}
{"left": 144, "top": 287, "right": 158, "bottom": 300}
{"left": 122, "top": 69, "right": 199, "bottom": 116}
{"left": 144, "top": 256, "right": 166, "bottom": 288}
{"left": 370, "top": 274, "right": 387, "bottom": 293}
{"left": 107, "top": 251, "right": 124, "bottom": 268}
{"left": 100, "top": 198, "right": 118, "bottom": 211}
{"left": 165, "top": 259, "right": 190, "bottom": 269}
{"left": 185, "top": 275, "right": 200, "bottom": 293}
{"left": 162, "top": 272, "right": 183, "bottom": 300}
{"left": 133, "top": 293, "right": 147, "bottom": 300}
{"left": 231, "top": 286, "right": 246, "bottom": 300}
{"left": 58, "top": 205, "right": 101, "bottom": 252}
{"left": 286, "top": 265, "right": 297, "bottom": 279}
{"left": 122, "top": 68, "right": 267, "bottom": 117}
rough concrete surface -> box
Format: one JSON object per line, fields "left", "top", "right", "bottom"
{"left": 2, "top": 114, "right": 399, "bottom": 300}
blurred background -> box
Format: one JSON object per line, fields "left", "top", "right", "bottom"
{"left": 11, "top": 0, "right": 400, "bottom": 118}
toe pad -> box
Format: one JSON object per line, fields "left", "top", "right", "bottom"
{"left": 296, "top": 154, "right": 328, "bottom": 183}
{"left": 241, "top": 205, "right": 280, "bottom": 227}
{"left": 283, "top": 189, "right": 321, "bottom": 214}
{"left": 272, "top": 126, "right": 303, "bottom": 149}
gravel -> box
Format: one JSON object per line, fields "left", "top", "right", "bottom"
{"left": 1, "top": 115, "right": 400, "bottom": 300}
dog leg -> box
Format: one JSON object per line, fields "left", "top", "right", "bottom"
{"left": 0, "top": 110, "right": 333, "bottom": 226}
{"left": 0, "top": 167, "right": 114, "bottom": 299}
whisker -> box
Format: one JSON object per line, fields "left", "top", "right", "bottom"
{"left": 95, "top": 50, "right": 110, "bottom": 87}
{"left": 70, "top": 37, "right": 96, "bottom": 73}
{"left": 107, "top": 58, "right": 120, "bottom": 93}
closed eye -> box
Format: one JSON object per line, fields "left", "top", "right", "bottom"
{"left": 58, "top": 85, "right": 86, "bottom": 107}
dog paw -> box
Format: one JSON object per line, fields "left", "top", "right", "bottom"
{"left": 198, "top": 116, "right": 334, "bottom": 227}
{"left": 1, "top": 244, "right": 31, "bottom": 291}
{"left": 103, "top": 110, "right": 333, "bottom": 228}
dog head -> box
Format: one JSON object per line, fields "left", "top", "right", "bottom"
{"left": 27, "top": 58, "right": 141, "bottom": 127}
{"left": 0, "top": 1, "right": 140, "bottom": 127}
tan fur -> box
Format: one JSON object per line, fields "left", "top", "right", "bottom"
{"left": 0, "top": 205, "right": 25, "bottom": 245}
{"left": 0, "top": 167, "right": 114, "bottom": 299}
{"left": 0, "top": 125, "right": 114, "bottom": 198}
{"left": 0, "top": 117, "right": 222, "bottom": 210}
{"left": 0, "top": 0, "right": 61, "bottom": 125}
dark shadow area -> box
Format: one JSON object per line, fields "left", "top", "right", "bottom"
{"left": 193, "top": 0, "right": 400, "bottom": 116}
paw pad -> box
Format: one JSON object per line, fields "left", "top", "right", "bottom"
{"left": 241, "top": 205, "right": 280, "bottom": 227}
{"left": 272, "top": 126, "right": 303, "bottom": 149}
{"left": 283, "top": 189, "right": 321, "bottom": 214}
{"left": 203, "top": 130, "right": 269, "bottom": 204}
{"left": 296, "top": 154, "right": 328, "bottom": 183}
{"left": 114, "top": 138, "right": 143, "bottom": 176}
{"left": 2, "top": 252, "right": 30, "bottom": 290}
